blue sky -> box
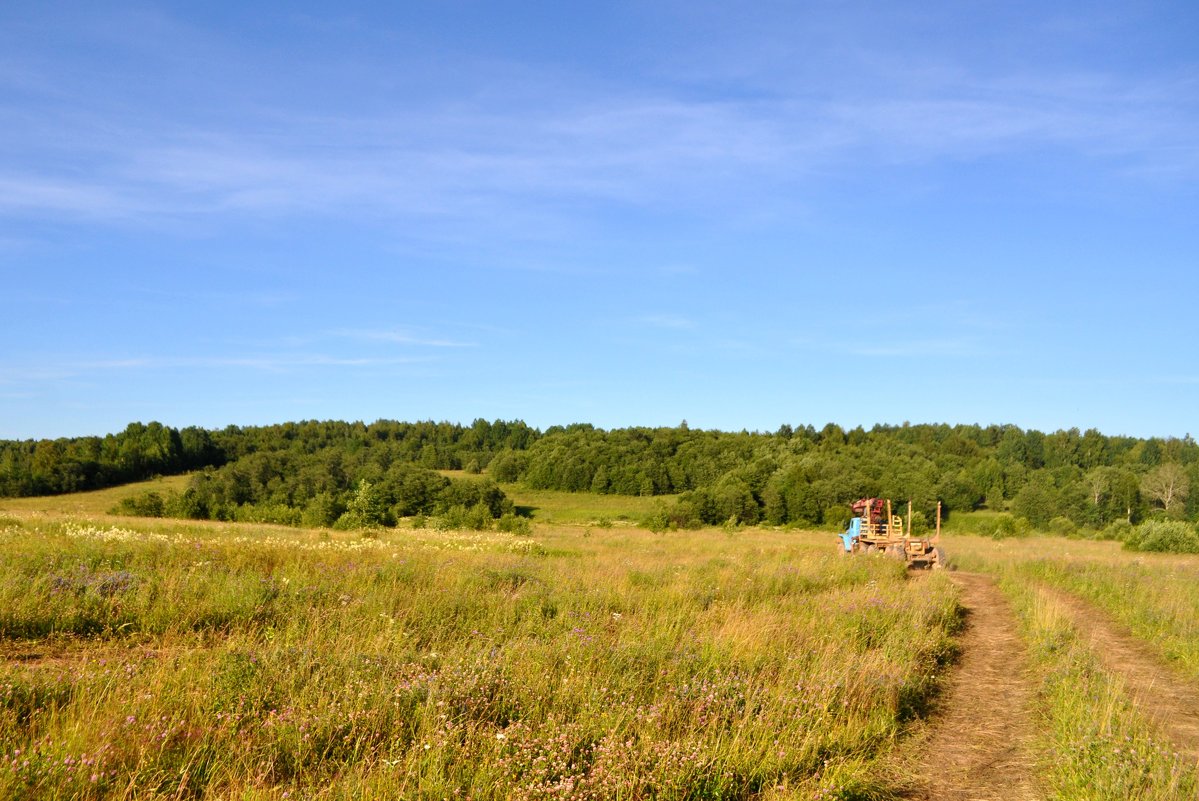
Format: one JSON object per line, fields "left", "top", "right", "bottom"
{"left": 2, "top": 1, "right": 1197, "bottom": 440}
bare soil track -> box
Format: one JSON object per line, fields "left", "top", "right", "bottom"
{"left": 1, "top": 635, "right": 214, "bottom": 671}
{"left": 901, "top": 572, "right": 1041, "bottom": 801}
{"left": 1, "top": 641, "right": 157, "bottom": 670}
{"left": 1048, "top": 588, "right": 1199, "bottom": 762}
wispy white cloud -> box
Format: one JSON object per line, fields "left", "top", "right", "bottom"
{"left": 0, "top": 176, "right": 140, "bottom": 220}
{"left": 785, "top": 293, "right": 1000, "bottom": 359}
{"left": 639, "top": 314, "right": 697, "bottom": 330}
{"left": 1153, "top": 375, "right": 1199, "bottom": 386}
{"left": 1, "top": 52, "right": 1194, "bottom": 233}
{"left": 133, "top": 286, "right": 299, "bottom": 307}
{"left": 846, "top": 339, "right": 974, "bottom": 358}
{"left": 0, "top": 354, "right": 426, "bottom": 385}
{"left": 657, "top": 264, "right": 698, "bottom": 276}
{"left": 328, "top": 328, "right": 476, "bottom": 348}
{"left": 786, "top": 333, "right": 982, "bottom": 359}
{"left": 822, "top": 70, "right": 1199, "bottom": 174}
{"left": 0, "top": 365, "right": 77, "bottom": 385}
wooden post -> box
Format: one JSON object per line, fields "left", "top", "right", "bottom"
{"left": 907, "top": 500, "right": 912, "bottom": 538}
{"left": 935, "top": 501, "right": 942, "bottom": 540}
{"left": 886, "top": 499, "right": 892, "bottom": 537}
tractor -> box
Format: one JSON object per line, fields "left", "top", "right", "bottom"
{"left": 836, "top": 498, "right": 946, "bottom": 569}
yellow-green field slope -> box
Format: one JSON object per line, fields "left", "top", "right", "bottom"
{"left": 3, "top": 486, "right": 1199, "bottom": 800}
{"left": 0, "top": 499, "right": 959, "bottom": 800}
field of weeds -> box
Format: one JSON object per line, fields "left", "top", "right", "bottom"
{"left": 11, "top": 502, "right": 1199, "bottom": 801}
{"left": 0, "top": 514, "right": 959, "bottom": 800}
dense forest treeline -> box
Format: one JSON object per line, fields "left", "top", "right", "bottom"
{"left": 0, "top": 422, "right": 221, "bottom": 496}
{"left": 2, "top": 419, "right": 1196, "bottom": 531}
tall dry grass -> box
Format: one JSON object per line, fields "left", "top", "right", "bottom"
{"left": 0, "top": 518, "right": 959, "bottom": 800}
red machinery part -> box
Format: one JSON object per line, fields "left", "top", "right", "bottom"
{"left": 850, "top": 498, "right": 886, "bottom": 519}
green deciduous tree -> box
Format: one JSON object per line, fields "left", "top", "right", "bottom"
{"left": 1010, "top": 475, "right": 1059, "bottom": 528}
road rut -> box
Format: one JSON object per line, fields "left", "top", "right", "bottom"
{"left": 901, "top": 572, "right": 1041, "bottom": 800}
{"left": 1049, "top": 587, "right": 1199, "bottom": 762}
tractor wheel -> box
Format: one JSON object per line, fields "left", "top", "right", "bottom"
{"left": 887, "top": 545, "right": 906, "bottom": 561}
{"left": 931, "top": 547, "right": 947, "bottom": 570}
{"left": 864, "top": 544, "right": 878, "bottom": 555}
{"left": 836, "top": 542, "right": 848, "bottom": 557}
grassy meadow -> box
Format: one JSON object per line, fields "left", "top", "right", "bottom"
{"left": 5, "top": 481, "right": 1199, "bottom": 799}
{"left": 437, "top": 470, "right": 672, "bottom": 525}
{"left": 0, "top": 474, "right": 194, "bottom": 517}
{"left": 0, "top": 506, "right": 961, "bottom": 800}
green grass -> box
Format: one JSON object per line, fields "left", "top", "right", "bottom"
{"left": 0, "top": 474, "right": 193, "bottom": 517}
{"left": 498, "top": 485, "right": 674, "bottom": 525}
{"left": 939, "top": 508, "right": 999, "bottom": 529}
{"left": 438, "top": 471, "right": 674, "bottom": 524}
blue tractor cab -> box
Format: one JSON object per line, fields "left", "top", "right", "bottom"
{"left": 838, "top": 517, "right": 862, "bottom": 553}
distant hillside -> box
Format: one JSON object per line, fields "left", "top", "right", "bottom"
{"left": 3, "top": 419, "right": 1196, "bottom": 530}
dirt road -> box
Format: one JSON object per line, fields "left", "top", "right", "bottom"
{"left": 901, "top": 572, "right": 1041, "bottom": 800}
